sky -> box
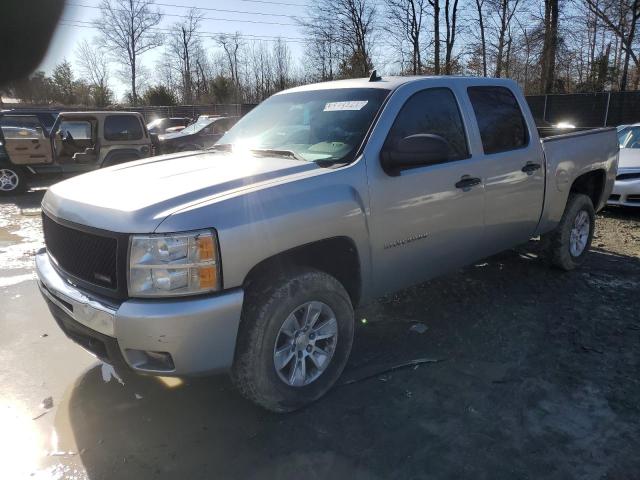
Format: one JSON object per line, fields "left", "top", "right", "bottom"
{"left": 38, "top": 0, "right": 310, "bottom": 99}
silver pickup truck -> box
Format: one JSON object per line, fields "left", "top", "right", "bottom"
{"left": 35, "top": 76, "right": 618, "bottom": 412}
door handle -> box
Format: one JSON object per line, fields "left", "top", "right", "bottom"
{"left": 455, "top": 175, "right": 481, "bottom": 189}
{"left": 522, "top": 162, "right": 541, "bottom": 174}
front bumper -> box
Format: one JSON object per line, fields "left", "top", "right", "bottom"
{"left": 607, "top": 179, "right": 640, "bottom": 207}
{"left": 35, "top": 249, "right": 244, "bottom": 375}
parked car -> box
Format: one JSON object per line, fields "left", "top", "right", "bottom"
{"left": 155, "top": 116, "right": 238, "bottom": 154}
{"left": 0, "top": 111, "right": 152, "bottom": 194}
{"left": 36, "top": 76, "right": 618, "bottom": 412}
{"left": 146, "top": 117, "right": 191, "bottom": 135}
{"left": 607, "top": 123, "right": 640, "bottom": 207}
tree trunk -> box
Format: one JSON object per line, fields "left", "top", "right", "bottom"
{"left": 540, "top": 0, "right": 559, "bottom": 93}
{"left": 131, "top": 56, "right": 137, "bottom": 105}
{"left": 433, "top": 0, "right": 441, "bottom": 75}
{"left": 475, "top": 0, "right": 487, "bottom": 76}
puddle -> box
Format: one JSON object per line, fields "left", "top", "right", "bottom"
{"left": 0, "top": 202, "right": 44, "bottom": 273}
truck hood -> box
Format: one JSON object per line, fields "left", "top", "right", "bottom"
{"left": 42, "top": 151, "right": 319, "bottom": 233}
{"left": 618, "top": 148, "right": 640, "bottom": 169}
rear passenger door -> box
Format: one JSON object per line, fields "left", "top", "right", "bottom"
{"left": 466, "top": 86, "right": 545, "bottom": 252}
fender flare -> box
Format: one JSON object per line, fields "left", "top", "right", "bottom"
{"left": 101, "top": 149, "right": 142, "bottom": 168}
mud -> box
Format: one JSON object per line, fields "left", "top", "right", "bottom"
{"left": 1, "top": 190, "right": 639, "bottom": 479}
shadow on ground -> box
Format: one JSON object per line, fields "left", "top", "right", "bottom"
{"left": 58, "top": 241, "right": 640, "bottom": 479}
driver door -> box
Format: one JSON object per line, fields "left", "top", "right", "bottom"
{"left": 0, "top": 115, "right": 52, "bottom": 165}
{"left": 366, "top": 86, "right": 486, "bottom": 296}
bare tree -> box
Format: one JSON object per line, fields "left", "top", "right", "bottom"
{"left": 94, "top": 0, "right": 162, "bottom": 105}
{"left": 491, "top": 0, "right": 522, "bottom": 77}
{"left": 585, "top": 0, "right": 640, "bottom": 90}
{"left": 216, "top": 33, "right": 243, "bottom": 89}
{"left": 302, "top": 0, "right": 376, "bottom": 78}
{"left": 75, "top": 39, "right": 112, "bottom": 106}
{"left": 384, "top": 0, "right": 428, "bottom": 74}
{"left": 272, "top": 38, "right": 292, "bottom": 91}
{"left": 443, "top": 0, "right": 461, "bottom": 74}
{"left": 540, "top": 0, "right": 559, "bottom": 91}
{"left": 427, "top": 0, "right": 441, "bottom": 74}
{"left": 474, "top": 0, "right": 489, "bottom": 76}
{"left": 168, "top": 8, "right": 202, "bottom": 104}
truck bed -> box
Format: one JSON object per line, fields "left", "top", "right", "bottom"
{"left": 536, "top": 127, "right": 619, "bottom": 234}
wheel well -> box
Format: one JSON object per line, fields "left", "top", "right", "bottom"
{"left": 242, "top": 237, "right": 362, "bottom": 307}
{"left": 570, "top": 170, "right": 606, "bottom": 208}
{"left": 101, "top": 149, "right": 141, "bottom": 167}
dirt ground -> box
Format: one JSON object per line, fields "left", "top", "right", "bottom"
{"left": 1, "top": 191, "right": 639, "bottom": 479}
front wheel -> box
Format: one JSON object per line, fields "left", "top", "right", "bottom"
{"left": 0, "top": 166, "right": 26, "bottom": 195}
{"left": 232, "top": 268, "right": 354, "bottom": 412}
{"left": 544, "top": 193, "right": 595, "bottom": 270}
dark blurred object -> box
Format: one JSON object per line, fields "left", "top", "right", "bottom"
{"left": 0, "top": 0, "right": 65, "bottom": 86}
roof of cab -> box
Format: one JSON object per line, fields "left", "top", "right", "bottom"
{"left": 279, "top": 75, "right": 518, "bottom": 95}
{"left": 58, "top": 111, "right": 143, "bottom": 118}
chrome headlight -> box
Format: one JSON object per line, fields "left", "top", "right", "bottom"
{"left": 128, "top": 230, "right": 221, "bottom": 297}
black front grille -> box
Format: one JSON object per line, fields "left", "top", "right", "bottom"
{"left": 609, "top": 194, "right": 621, "bottom": 201}
{"left": 43, "top": 214, "right": 119, "bottom": 290}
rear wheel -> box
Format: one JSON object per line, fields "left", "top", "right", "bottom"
{"left": 232, "top": 268, "right": 354, "bottom": 412}
{"left": 544, "top": 193, "right": 595, "bottom": 270}
{"left": 0, "top": 166, "right": 26, "bottom": 195}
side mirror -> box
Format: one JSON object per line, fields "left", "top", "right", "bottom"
{"left": 381, "top": 134, "right": 450, "bottom": 175}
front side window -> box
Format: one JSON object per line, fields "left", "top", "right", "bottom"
{"left": 105, "top": 115, "right": 143, "bottom": 141}
{"left": 217, "top": 88, "right": 390, "bottom": 163}
{"left": 383, "top": 88, "right": 469, "bottom": 162}
{"left": 468, "top": 86, "right": 528, "bottom": 154}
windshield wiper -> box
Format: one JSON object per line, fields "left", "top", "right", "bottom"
{"left": 250, "top": 148, "right": 304, "bottom": 162}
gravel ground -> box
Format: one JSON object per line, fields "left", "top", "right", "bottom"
{"left": 1, "top": 192, "right": 639, "bottom": 479}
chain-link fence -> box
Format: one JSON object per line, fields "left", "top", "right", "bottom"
{"left": 5, "top": 91, "right": 640, "bottom": 128}
{"left": 2, "top": 103, "right": 257, "bottom": 121}
{"left": 525, "top": 91, "right": 640, "bottom": 128}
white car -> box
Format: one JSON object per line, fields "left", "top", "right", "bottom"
{"left": 608, "top": 124, "right": 640, "bottom": 207}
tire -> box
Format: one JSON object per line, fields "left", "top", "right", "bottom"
{"left": 232, "top": 268, "right": 354, "bottom": 412}
{"left": 0, "top": 165, "right": 27, "bottom": 195}
{"left": 545, "top": 193, "right": 595, "bottom": 271}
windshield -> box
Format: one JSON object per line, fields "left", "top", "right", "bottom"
{"left": 619, "top": 126, "right": 640, "bottom": 148}
{"left": 180, "top": 118, "right": 214, "bottom": 135}
{"left": 147, "top": 119, "right": 164, "bottom": 129}
{"left": 216, "top": 88, "right": 390, "bottom": 163}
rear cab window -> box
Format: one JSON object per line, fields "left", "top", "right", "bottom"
{"left": 104, "top": 115, "right": 144, "bottom": 141}
{"left": 467, "top": 86, "right": 528, "bottom": 154}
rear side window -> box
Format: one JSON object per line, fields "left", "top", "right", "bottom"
{"left": 104, "top": 115, "right": 143, "bottom": 141}
{"left": 384, "top": 88, "right": 469, "bottom": 162}
{"left": 468, "top": 86, "right": 528, "bottom": 154}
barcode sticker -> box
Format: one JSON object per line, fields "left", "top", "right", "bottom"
{"left": 323, "top": 100, "right": 369, "bottom": 111}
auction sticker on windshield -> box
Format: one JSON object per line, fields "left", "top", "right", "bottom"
{"left": 323, "top": 100, "right": 369, "bottom": 111}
